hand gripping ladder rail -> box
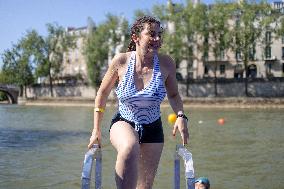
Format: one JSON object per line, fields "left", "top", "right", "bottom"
{"left": 174, "top": 144, "right": 195, "bottom": 189}
{"left": 81, "top": 144, "right": 102, "bottom": 189}
{"left": 81, "top": 144, "right": 193, "bottom": 189}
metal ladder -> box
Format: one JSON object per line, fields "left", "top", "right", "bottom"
{"left": 81, "top": 144, "right": 102, "bottom": 189}
{"left": 174, "top": 144, "right": 195, "bottom": 189}
{"left": 81, "top": 144, "right": 194, "bottom": 189}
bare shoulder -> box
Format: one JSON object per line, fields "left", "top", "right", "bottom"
{"left": 158, "top": 53, "right": 176, "bottom": 80}
{"left": 110, "top": 52, "right": 132, "bottom": 72}
{"left": 111, "top": 52, "right": 128, "bottom": 67}
{"left": 158, "top": 53, "right": 176, "bottom": 70}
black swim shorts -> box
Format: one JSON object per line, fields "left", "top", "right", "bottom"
{"left": 110, "top": 112, "right": 164, "bottom": 143}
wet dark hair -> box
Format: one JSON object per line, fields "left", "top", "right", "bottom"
{"left": 127, "top": 15, "right": 162, "bottom": 52}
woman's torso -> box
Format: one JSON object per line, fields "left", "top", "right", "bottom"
{"left": 115, "top": 51, "right": 167, "bottom": 125}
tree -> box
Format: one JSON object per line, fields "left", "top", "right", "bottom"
{"left": 207, "top": 1, "right": 233, "bottom": 96}
{"left": 152, "top": 1, "right": 209, "bottom": 96}
{"left": 153, "top": 1, "right": 185, "bottom": 66}
{"left": 1, "top": 44, "right": 34, "bottom": 97}
{"left": 271, "top": 2, "right": 284, "bottom": 40}
{"left": 19, "top": 30, "right": 46, "bottom": 80}
{"left": 84, "top": 15, "right": 128, "bottom": 91}
{"left": 230, "top": 0, "right": 273, "bottom": 96}
{"left": 40, "top": 23, "right": 76, "bottom": 97}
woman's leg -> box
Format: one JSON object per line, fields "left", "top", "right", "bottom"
{"left": 110, "top": 121, "right": 140, "bottom": 189}
{"left": 136, "top": 143, "right": 164, "bottom": 189}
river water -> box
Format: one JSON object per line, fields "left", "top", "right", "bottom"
{"left": 0, "top": 105, "right": 283, "bottom": 189}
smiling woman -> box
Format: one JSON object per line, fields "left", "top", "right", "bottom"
{"left": 87, "top": 15, "right": 189, "bottom": 189}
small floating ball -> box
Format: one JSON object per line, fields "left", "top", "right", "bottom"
{"left": 218, "top": 118, "right": 225, "bottom": 125}
{"left": 168, "top": 113, "right": 177, "bottom": 124}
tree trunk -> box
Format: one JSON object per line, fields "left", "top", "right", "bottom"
{"left": 186, "top": 61, "right": 190, "bottom": 97}
{"left": 214, "top": 61, "right": 218, "bottom": 97}
{"left": 48, "top": 63, "right": 54, "bottom": 97}
{"left": 24, "top": 85, "right": 27, "bottom": 98}
{"left": 244, "top": 60, "right": 248, "bottom": 97}
{"left": 20, "top": 85, "right": 23, "bottom": 97}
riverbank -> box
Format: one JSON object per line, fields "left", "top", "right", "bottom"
{"left": 22, "top": 97, "right": 284, "bottom": 108}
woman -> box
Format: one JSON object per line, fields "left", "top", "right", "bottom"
{"left": 88, "top": 16, "right": 189, "bottom": 189}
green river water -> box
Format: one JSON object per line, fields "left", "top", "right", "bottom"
{"left": 0, "top": 105, "right": 283, "bottom": 189}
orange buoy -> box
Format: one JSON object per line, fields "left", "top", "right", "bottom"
{"left": 218, "top": 118, "right": 225, "bottom": 125}
{"left": 168, "top": 113, "right": 177, "bottom": 124}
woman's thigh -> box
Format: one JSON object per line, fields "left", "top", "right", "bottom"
{"left": 110, "top": 121, "right": 139, "bottom": 152}
{"left": 137, "top": 143, "right": 164, "bottom": 188}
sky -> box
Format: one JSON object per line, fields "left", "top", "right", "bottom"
{"left": 0, "top": 0, "right": 197, "bottom": 57}
{"left": 0, "top": 0, "right": 276, "bottom": 58}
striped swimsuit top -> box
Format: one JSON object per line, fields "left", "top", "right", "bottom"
{"left": 115, "top": 51, "right": 166, "bottom": 126}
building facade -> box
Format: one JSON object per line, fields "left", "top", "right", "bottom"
{"left": 175, "top": 0, "right": 284, "bottom": 80}
{"left": 55, "top": 17, "right": 95, "bottom": 84}
{"left": 60, "top": 1, "right": 284, "bottom": 84}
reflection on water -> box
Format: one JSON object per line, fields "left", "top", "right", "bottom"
{"left": 0, "top": 128, "right": 89, "bottom": 148}
{"left": 0, "top": 105, "right": 283, "bottom": 189}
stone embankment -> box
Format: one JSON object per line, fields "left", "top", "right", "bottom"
{"left": 24, "top": 97, "right": 284, "bottom": 108}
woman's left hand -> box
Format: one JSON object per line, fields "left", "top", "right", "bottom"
{"left": 172, "top": 117, "right": 189, "bottom": 145}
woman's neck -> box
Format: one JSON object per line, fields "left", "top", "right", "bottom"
{"left": 136, "top": 48, "right": 154, "bottom": 67}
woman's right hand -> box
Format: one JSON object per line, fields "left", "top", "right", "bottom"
{"left": 87, "top": 129, "right": 101, "bottom": 149}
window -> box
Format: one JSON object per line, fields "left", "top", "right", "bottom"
{"left": 236, "top": 50, "right": 241, "bottom": 60}
{"left": 204, "top": 65, "right": 209, "bottom": 75}
{"left": 220, "top": 65, "right": 225, "bottom": 74}
{"left": 282, "top": 63, "right": 284, "bottom": 73}
{"left": 265, "top": 46, "right": 271, "bottom": 59}
{"left": 203, "top": 51, "right": 208, "bottom": 61}
{"left": 249, "top": 45, "right": 256, "bottom": 60}
{"left": 282, "top": 35, "right": 284, "bottom": 44}
{"left": 265, "top": 31, "right": 271, "bottom": 43}
{"left": 268, "top": 63, "right": 272, "bottom": 73}
{"left": 220, "top": 50, "right": 225, "bottom": 60}
{"left": 282, "top": 47, "right": 284, "bottom": 59}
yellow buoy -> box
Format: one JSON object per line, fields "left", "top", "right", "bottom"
{"left": 168, "top": 113, "right": 177, "bottom": 124}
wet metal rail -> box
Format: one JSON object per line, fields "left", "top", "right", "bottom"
{"left": 81, "top": 144, "right": 194, "bottom": 189}
{"left": 174, "top": 144, "right": 195, "bottom": 189}
{"left": 81, "top": 144, "right": 102, "bottom": 189}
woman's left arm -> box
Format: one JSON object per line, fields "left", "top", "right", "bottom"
{"left": 162, "top": 55, "right": 189, "bottom": 145}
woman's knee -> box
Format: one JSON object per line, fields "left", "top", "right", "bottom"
{"left": 118, "top": 139, "right": 139, "bottom": 160}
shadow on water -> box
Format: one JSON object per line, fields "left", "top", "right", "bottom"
{"left": 0, "top": 128, "right": 89, "bottom": 148}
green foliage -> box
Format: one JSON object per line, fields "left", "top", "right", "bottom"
{"left": 153, "top": 1, "right": 208, "bottom": 67}
{"left": 134, "top": 9, "right": 153, "bottom": 20}
{"left": 1, "top": 44, "right": 34, "bottom": 87}
{"left": 208, "top": 1, "right": 232, "bottom": 59}
{"left": 230, "top": 0, "right": 273, "bottom": 68}
{"left": 19, "top": 30, "right": 46, "bottom": 78}
{"left": 45, "top": 23, "right": 76, "bottom": 76}
{"left": 0, "top": 24, "right": 76, "bottom": 97}
{"left": 0, "top": 91, "right": 8, "bottom": 101}
{"left": 84, "top": 15, "right": 128, "bottom": 89}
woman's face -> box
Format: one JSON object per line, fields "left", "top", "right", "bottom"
{"left": 135, "top": 22, "right": 162, "bottom": 55}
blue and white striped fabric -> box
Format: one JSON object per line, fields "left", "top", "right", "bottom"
{"left": 115, "top": 51, "right": 166, "bottom": 125}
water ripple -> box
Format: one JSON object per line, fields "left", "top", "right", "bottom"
{"left": 0, "top": 128, "right": 89, "bottom": 148}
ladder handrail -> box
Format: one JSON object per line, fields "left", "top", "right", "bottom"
{"left": 81, "top": 144, "right": 195, "bottom": 189}
{"left": 174, "top": 144, "right": 195, "bottom": 189}
{"left": 81, "top": 144, "right": 102, "bottom": 189}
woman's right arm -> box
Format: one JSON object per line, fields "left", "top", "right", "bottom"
{"left": 88, "top": 53, "right": 124, "bottom": 149}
